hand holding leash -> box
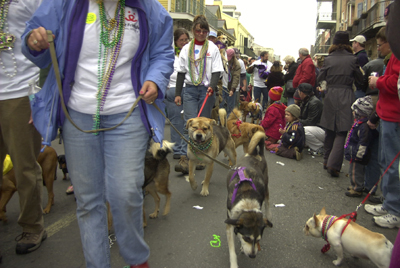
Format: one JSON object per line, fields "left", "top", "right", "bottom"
{"left": 139, "top": 81, "right": 158, "bottom": 104}
{"left": 28, "top": 27, "right": 54, "bottom": 51}
{"left": 174, "top": 96, "right": 182, "bottom": 106}
{"left": 206, "top": 87, "right": 214, "bottom": 96}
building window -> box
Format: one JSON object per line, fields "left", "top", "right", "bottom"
{"left": 357, "top": 3, "right": 363, "bottom": 18}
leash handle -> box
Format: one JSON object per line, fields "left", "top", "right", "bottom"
{"left": 46, "top": 30, "right": 142, "bottom": 134}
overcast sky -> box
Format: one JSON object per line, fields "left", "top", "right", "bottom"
{"left": 205, "top": 0, "right": 318, "bottom": 60}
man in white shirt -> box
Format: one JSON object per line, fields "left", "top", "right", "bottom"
{"left": 246, "top": 51, "right": 272, "bottom": 109}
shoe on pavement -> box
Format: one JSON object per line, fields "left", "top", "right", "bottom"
{"left": 368, "top": 195, "right": 384, "bottom": 204}
{"left": 347, "top": 186, "right": 353, "bottom": 190}
{"left": 364, "top": 204, "right": 388, "bottom": 216}
{"left": 373, "top": 214, "right": 400, "bottom": 228}
{"left": 327, "top": 167, "right": 339, "bottom": 177}
{"left": 173, "top": 154, "right": 181, "bottom": 160}
{"left": 345, "top": 189, "right": 362, "bottom": 197}
{"left": 174, "top": 155, "right": 189, "bottom": 174}
{"left": 15, "top": 229, "right": 47, "bottom": 254}
{"left": 295, "top": 147, "right": 302, "bottom": 161}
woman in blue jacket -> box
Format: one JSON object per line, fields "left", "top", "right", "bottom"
{"left": 22, "top": 1, "right": 174, "bottom": 267}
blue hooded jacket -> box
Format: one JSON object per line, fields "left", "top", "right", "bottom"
{"left": 21, "top": 0, "right": 174, "bottom": 146}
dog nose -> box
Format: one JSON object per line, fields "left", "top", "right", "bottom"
{"left": 196, "top": 134, "right": 202, "bottom": 139}
{"left": 249, "top": 254, "right": 256, "bottom": 259}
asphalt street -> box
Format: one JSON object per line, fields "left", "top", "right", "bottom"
{"left": 1, "top": 123, "right": 398, "bottom": 268}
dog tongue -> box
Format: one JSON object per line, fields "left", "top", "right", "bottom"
{"left": 257, "top": 243, "right": 261, "bottom": 251}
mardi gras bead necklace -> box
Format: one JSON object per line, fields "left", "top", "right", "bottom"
{"left": 0, "top": 0, "right": 17, "bottom": 78}
{"left": 344, "top": 119, "right": 363, "bottom": 149}
{"left": 188, "top": 39, "right": 208, "bottom": 86}
{"left": 93, "top": 0, "right": 126, "bottom": 132}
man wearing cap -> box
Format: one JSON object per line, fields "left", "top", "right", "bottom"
{"left": 351, "top": 35, "right": 369, "bottom": 67}
{"left": 297, "top": 83, "right": 324, "bottom": 156}
{"left": 221, "top": 48, "right": 241, "bottom": 116}
{"left": 351, "top": 35, "right": 369, "bottom": 99}
{"left": 208, "top": 31, "right": 218, "bottom": 44}
{"left": 234, "top": 48, "right": 247, "bottom": 107}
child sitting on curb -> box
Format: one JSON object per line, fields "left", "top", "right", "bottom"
{"left": 345, "top": 96, "right": 374, "bottom": 197}
{"left": 276, "top": 104, "right": 305, "bottom": 161}
{"left": 260, "top": 86, "right": 286, "bottom": 151}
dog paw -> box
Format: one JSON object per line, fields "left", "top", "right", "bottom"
{"left": 190, "top": 180, "right": 198, "bottom": 191}
{"left": 43, "top": 208, "right": 51, "bottom": 214}
{"left": 332, "top": 260, "right": 342, "bottom": 266}
{"left": 149, "top": 212, "right": 159, "bottom": 219}
{"left": 200, "top": 188, "right": 209, "bottom": 196}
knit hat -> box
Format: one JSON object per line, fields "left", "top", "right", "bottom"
{"left": 298, "top": 83, "right": 314, "bottom": 95}
{"left": 333, "top": 31, "right": 350, "bottom": 46}
{"left": 293, "top": 89, "right": 301, "bottom": 101}
{"left": 268, "top": 86, "right": 283, "bottom": 101}
{"left": 351, "top": 95, "right": 373, "bottom": 118}
{"left": 227, "top": 48, "right": 235, "bottom": 61}
{"left": 285, "top": 104, "right": 301, "bottom": 119}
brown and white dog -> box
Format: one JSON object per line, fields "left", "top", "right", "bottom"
{"left": 108, "top": 140, "right": 174, "bottom": 231}
{"left": 0, "top": 146, "right": 58, "bottom": 221}
{"left": 186, "top": 109, "right": 236, "bottom": 196}
{"left": 247, "top": 100, "right": 263, "bottom": 124}
{"left": 227, "top": 108, "right": 265, "bottom": 154}
{"left": 304, "top": 207, "right": 393, "bottom": 268}
{"left": 225, "top": 131, "right": 272, "bottom": 268}
{"left": 217, "top": 34, "right": 228, "bottom": 47}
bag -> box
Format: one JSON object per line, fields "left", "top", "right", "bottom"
{"left": 285, "top": 80, "right": 295, "bottom": 95}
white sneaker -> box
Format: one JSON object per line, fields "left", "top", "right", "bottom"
{"left": 373, "top": 214, "right": 400, "bottom": 228}
{"left": 364, "top": 204, "right": 388, "bottom": 216}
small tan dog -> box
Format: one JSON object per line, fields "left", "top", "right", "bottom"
{"left": 247, "top": 100, "right": 263, "bottom": 124}
{"left": 304, "top": 207, "right": 393, "bottom": 268}
{"left": 227, "top": 108, "right": 264, "bottom": 154}
{"left": 0, "top": 146, "right": 57, "bottom": 222}
{"left": 186, "top": 109, "right": 236, "bottom": 196}
{"left": 217, "top": 34, "right": 228, "bottom": 46}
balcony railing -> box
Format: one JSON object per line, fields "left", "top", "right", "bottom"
{"left": 316, "top": 12, "right": 337, "bottom": 29}
{"left": 175, "top": 0, "right": 204, "bottom": 16}
{"left": 204, "top": 8, "right": 218, "bottom": 29}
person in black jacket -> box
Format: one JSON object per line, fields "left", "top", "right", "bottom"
{"left": 282, "top": 55, "right": 299, "bottom": 105}
{"left": 297, "top": 83, "right": 324, "bottom": 156}
{"left": 265, "top": 61, "right": 284, "bottom": 90}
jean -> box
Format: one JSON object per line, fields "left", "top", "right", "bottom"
{"left": 221, "top": 87, "right": 236, "bottom": 117}
{"left": 364, "top": 132, "right": 380, "bottom": 193}
{"left": 354, "top": 89, "right": 366, "bottom": 99}
{"left": 253, "top": 86, "right": 269, "bottom": 108}
{"left": 287, "top": 97, "right": 295, "bottom": 106}
{"left": 63, "top": 108, "right": 150, "bottom": 268}
{"left": 379, "top": 120, "right": 400, "bottom": 217}
{"left": 165, "top": 87, "right": 185, "bottom": 156}
{"left": 182, "top": 85, "right": 216, "bottom": 151}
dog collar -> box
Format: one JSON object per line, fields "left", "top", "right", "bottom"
{"left": 321, "top": 215, "right": 336, "bottom": 242}
{"left": 189, "top": 135, "right": 213, "bottom": 161}
{"left": 229, "top": 167, "right": 257, "bottom": 204}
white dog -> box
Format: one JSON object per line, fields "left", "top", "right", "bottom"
{"left": 304, "top": 207, "right": 393, "bottom": 268}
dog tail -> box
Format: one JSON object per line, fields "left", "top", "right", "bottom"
{"left": 219, "top": 108, "right": 227, "bottom": 127}
{"left": 247, "top": 131, "right": 267, "bottom": 157}
{"left": 228, "top": 108, "right": 242, "bottom": 121}
{"left": 148, "top": 140, "right": 174, "bottom": 160}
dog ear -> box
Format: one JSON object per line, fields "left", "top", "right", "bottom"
{"left": 319, "top": 207, "right": 327, "bottom": 216}
{"left": 313, "top": 213, "right": 319, "bottom": 227}
{"left": 225, "top": 218, "right": 243, "bottom": 227}
{"left": 264, "top": 218, "right": 273, "bottom": 228}
{"left": 255, "top": 98, "right": 259, "bottom": 103}
{"left": 186, "top": 119, "right": 194, "bottom": 129}
{"left": 211, "top": 119, "right": 217, "bottom": 125}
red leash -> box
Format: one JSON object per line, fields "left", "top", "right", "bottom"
{"left": 197, "top": 89, "right": 213, "bottom": 117}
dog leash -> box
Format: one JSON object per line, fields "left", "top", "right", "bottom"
{"left": 197, "top": 89, "right": 213, "bottom": 117}
{"left": 47, "top": 30, "right": 142, "bottom": 133}
{"left": 151, "top": 102, "right": 232, "bottom": 170}
{"left": 320, "top": 150, "right": 400, "bottom": 254}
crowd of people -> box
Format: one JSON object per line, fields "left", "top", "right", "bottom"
{"left": 1, "top": 0, "right": 400, "bottom": 267}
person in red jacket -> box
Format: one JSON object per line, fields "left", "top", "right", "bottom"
{"left": 293, "top": 48, "right": 316, "bottom": 89}
{"left": 366, "top": 45, "right": 400, "bottom": 229}
{"left": 260, "top": 86, "right": 286, "bottom": 150}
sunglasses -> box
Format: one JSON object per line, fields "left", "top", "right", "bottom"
{"left": 195, "top": 29, "right": 209, "bottom": 35}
